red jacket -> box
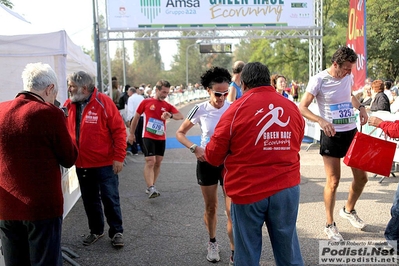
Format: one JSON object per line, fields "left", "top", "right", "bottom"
{"left": 379, "top": 121, "right": 399, "bottom": 138}
{"left": 0, "top": 92, "right": 78, "bottom": 220}
{"left": 205, "top": 86, "right": 305, "bottom": 204}
{"left": 64, "top": 88, "right": 126, "bottom": 168}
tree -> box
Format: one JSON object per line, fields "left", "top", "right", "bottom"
{"left": 322, "top": 0, "right": 348, "bottom": 68}
{"left": 366, "top": 0, "right": 399, "bottom": 81}
{"left": 111, "top": 46, "right": 131, "bottom": 86}
{"left": 233, "top": 38, "right": 252, "bottom": 64}
{"left": 131, "top": 32, "right": 163, "bottom": 85}
{"left": 243, "top": 33, "right": 308, "bottom": 83}
{"left": 0, "top": 0, "right": 13, "bottom": 8}
{"left": 203, "top": 52, "right": 232, "bottom": 72}
{"left": 167, "top": 32, "right": 203, "bottom": 87}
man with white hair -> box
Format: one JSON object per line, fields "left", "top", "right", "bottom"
{"left": 0, "top": 62, "right": 78, "bottom": 266}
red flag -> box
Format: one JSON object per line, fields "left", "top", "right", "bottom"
{"left": 347, "top": 0, "right": 366, "bottom": 91}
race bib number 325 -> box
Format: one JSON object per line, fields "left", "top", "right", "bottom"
{"left": 330, "top": 102, "right": 356, "bottom": 124}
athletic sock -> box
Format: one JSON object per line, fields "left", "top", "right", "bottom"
{"left": 326, "top": 222, "right": 335, "bottom": 228}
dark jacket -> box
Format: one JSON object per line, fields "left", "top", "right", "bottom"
{"left": 370, "top": 92, "right": 390, "bottom": 112}
{"left": 118, "top": 92, "right": 129, "bottom": 110}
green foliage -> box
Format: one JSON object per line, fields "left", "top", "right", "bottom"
{"left": 82, "top": 47, "right": 94, "bottom": 61}
{"left": 110, "top": 47, "right": 129, "bottom": 86}
{"left": 243, "top": 33, "right": 309, "bottom": 83}
{"left": 322, "top": 0, "right": 349, "bottom": 67}
{"left": 167, "top": 33, "right": 233, "bottom": 87}
{"left": 233, "top": 38, "right": 253, "bottom": 63}
{"left": 0, "top": 0, "right": 13, "bottom": 8}
{"left": 366, "top": 0, "right": 399, "bottom": 81}
{"left": 132, "top": 55, "right": 162, "bottom": 86}
{"left": 130, "top": 32, "right": 163, "bottom": 85}
{"left": 108, "top": 32, "right": 163, "bottom": 87}
{"left": 170, "top": 38, "right": 203, "bottom": 86}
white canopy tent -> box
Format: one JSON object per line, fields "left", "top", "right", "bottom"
{"left": 0, "top": 3, "right": 96, "bottom": 105}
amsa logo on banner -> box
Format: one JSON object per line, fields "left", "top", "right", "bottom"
{"left": 319, "top": 240, "right": 397, "bottom": 265}
{"left": 106, "top": 0, "right": 315, "bottom": 30}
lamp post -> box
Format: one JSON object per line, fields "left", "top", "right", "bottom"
{"left": 92, "top": 0, "right": 102, "bottom": 91}
{"left": 185, "top": 40, "right": 202, "bottom": 88}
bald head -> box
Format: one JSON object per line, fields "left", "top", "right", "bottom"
{"left": 232, "top": 61, "right": 245, "bottom": 74}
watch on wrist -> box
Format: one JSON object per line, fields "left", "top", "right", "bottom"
{"left": 189, "top": 144, "right": 197, "bottom": 153}
{"left": 170, "top": 112, "right": 173, "bottom": 119}
{"left": 358, "top": 104, "right": 365, "bottom": 111}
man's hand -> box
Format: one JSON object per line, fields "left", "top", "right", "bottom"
{"left": 358, "top": 108, "right": 369, "bottom": 126}
{"left": 368, "top": 116, "right": 383, "bottom": 128}
{"left": 161, "top": 111, "right": 172, "bottom": 120}
{"left": 318, "top": 119, "right": 336, "bottom": 137}
{"left": 128, "top": 133, "right": 136, "bottom": 144}
{"left": 113, "top": 160, "right": 123, "bottom": 174}
{"left": 194, "top": 146, "right": 206, "bottom": 162}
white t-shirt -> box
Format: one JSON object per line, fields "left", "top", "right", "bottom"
{"left": 187, "top": 101, "right": 230, "bottom": 148}
{"left": 127, "top": 93, "right": 144, "bottom": 121}
{"left": 384, "top": 89, "right": 393, "bottom": 103}
{"left": 390, "top": 97, "right": 399, "bottom": 113}
{"left": 306, "top": 70, "right": 356, "bottom": 132}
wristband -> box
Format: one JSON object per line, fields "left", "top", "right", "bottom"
{"left": 358, "top": 104, "right": 365, "bottom": 111}
{"left": 170, "top": 113, "right": 173, "bottom": 119}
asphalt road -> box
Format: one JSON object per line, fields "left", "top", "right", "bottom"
{"left": 61, "top": 100, "right": 399, "bottom": 266}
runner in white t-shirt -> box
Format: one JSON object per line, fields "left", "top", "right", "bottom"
{"left": 176, "top": 67, "right": 234, "bottom": 264}
{"left": 299, "top": 47, "right": 369, "bottom": 242}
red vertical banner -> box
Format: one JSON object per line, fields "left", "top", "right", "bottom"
{"left": 347, "top": 0, "right": 366, "bottom": 91}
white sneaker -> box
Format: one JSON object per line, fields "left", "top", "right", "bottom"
{"left": 339, "top": 207, "right": 366, "bottom": 229}
{"left": 148, "top": 186, "right": 160, "bottom": 199}
{"left": 324, "top": 223, "right": 344, "bottom": 242}
{"left": 206, "top": 242, "right": 220, "bottom": 262}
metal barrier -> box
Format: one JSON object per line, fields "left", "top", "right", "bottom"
{"left": 166, "top": 90, "right": 209, "bottom": 106}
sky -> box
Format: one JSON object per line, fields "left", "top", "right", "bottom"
{"left": 10, "top": 0, "right": 177, "bottom": 69}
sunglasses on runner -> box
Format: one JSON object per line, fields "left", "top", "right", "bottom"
{"left": 212, "top": 90, "right": 229, "bottom": 97}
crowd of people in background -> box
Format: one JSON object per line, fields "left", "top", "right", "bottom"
{"left": 355, "top": 78, "right": 399, "bottom": 113}
{"left": 111, "top": 74, "right": 397, "bottom": 113}
{"left": 109, "top": 74, "right": 306, "bottom": 109}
